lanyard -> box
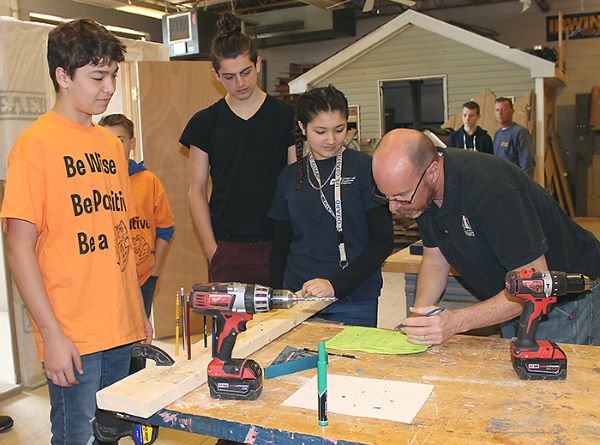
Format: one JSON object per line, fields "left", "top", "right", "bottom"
{"left": 307, "top": 149, "right": 348, "bottom": 269}
{"left": 463, "top": 132, "right": 477, "bottom": 151}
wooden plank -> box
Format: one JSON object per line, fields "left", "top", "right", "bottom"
{"left": 544, "top": 146, "right": 556, "bottom": 196}
{"left": 547, "top": 146, "right": 566, "bottom": 210}
{"left": 382, "top": 246, "right": 460, "bottom": 276}
{"left": 96, "top": 300, "right": 331, "bottom": 418}
{"left": 550, "top": 133, "right": 575, "bottom": 216}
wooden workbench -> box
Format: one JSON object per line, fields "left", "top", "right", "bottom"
{"left": 383, "top": 216, "right": 600, "bottom": 275}
{"left": 126, "top": 322, "right": 600, "bottom": 444}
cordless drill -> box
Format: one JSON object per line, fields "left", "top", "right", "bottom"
{"left": 505, "top": 269, "right": 591, "bottom": 380}
{"left": 189, "top": 282, "right": 323, "bottom": 400}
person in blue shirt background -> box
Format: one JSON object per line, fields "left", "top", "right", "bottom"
{"left": 493, "top": 97, "right": 535, "bottom": 177}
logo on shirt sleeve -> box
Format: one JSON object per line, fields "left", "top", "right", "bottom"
{"left": 114, "top": 220, "right": 131, "bottom": 271}
{"left": 133, "top": 234, "right": 151, "bottom": 266}
{"left": 462, "top": 215, "right": 475, "bottom": 237}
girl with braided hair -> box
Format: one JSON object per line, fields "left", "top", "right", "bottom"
{"left": 269, "top": 86, "right": 394, "bottom": 327}
{"left": 180, "top": 13, "right": 295, "bottom": 287}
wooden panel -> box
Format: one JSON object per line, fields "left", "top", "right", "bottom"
{"left": 382, "top": 246, "right": 460, "bottom": 276}
{"left": 136, "top": 61, "right": 225, "bottom": 338}
{"left": 96, "top": 300, "right": 331, "bottom": 418}
{"left": 587, "top": 155, "right": 600, "bottom": 217}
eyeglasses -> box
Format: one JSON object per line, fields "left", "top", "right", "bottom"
{"left": 372, "top": 160, "right": 433, "bottom": 206}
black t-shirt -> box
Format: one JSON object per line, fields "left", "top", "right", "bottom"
{"left": 179, "top": 95, "right": 295, "bottom": 241}
{"left": 268, "top": 149, "right": 384, "bottom": 300}
{"left": 417, "top": 148, "right": 600, "bottom": 299}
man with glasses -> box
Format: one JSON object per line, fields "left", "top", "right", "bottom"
{"left": 372, "top": 128, "right": 600, "bottom": 347}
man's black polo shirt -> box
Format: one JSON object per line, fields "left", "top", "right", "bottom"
{"left": 417, "top": 149, "right": 600, "bottom": 299}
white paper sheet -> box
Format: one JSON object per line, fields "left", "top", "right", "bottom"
{"left": 282, "top": 374, "right": 433, "bottom": 424}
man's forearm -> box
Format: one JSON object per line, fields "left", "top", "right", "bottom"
{"left": 413, "top": 248, "right": 451, "bottom": 308}
{"left": 451, "top": 254, "right": 551, "bottom": 333}
{"left": 452, "top": 290, "right": 523, "bottom": 334}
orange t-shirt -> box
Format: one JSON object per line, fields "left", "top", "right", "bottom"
{"left": 1, "top": 111, "right": 146, "bottom": 360}
{"left": 129, "top": 168, "right": 175, "bottom": 285}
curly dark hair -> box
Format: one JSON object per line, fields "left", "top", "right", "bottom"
{"left": 47, "top": 18, "right": 126, "bottom": 92}
{"left": 210, "top": 13, "right": 257, "bottom": 71}
{"left": 294, "top": 85, "right": 349, "bottom": 191}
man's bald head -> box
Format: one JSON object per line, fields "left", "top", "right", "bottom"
{"left": 373, "top": 129, "right": 437, "bottom": 195}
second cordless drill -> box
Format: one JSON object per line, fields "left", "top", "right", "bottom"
{"left": 505, "top": 269, "right": 591, "bottom": 380}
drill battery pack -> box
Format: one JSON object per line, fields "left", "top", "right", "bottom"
{"left": 511, "top": 340, "right": 567, "bottom": 380}
{"left": 208, "top": 358, "right": 263, "bottom": 400}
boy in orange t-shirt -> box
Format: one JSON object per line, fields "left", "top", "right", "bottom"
{"left": 0, "top": 19, "right": 151, "bottom": 444}
{"left": 99, "top": 114, "right": 175, "bottom": 317}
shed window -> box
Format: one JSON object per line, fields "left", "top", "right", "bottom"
{"left": 381, "top": 77, "right": 445, "bottom": 132}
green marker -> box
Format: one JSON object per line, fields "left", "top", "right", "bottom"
{"left": 317, "top": 342, "right": 328, "bottom": 426}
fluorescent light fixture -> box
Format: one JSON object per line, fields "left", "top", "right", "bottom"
{"left": 116, "top": 5, "right": 165, "bottom": 19}
{"left": 29, "top": 12, "right": 68, "bottom": 23}
{"left": 29, "top": 12, "right": 146, "bottom": 39}
{"left": 105, "top": 24, "right": 147, "bottom": 38}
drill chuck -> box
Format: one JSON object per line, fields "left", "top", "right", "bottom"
{"left": 550, "top": 272, "right": 590, "bottom": 296}
{"left": 269, "top": 289, "right": 297, "bottom": 309}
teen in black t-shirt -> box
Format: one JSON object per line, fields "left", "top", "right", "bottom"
{"left": 179, "top": 14, "right": 294, "bottom": 286}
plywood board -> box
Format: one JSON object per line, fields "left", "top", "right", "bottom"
{"left": 96, "top": 300, "right": 331, "bottom": 418}
{"left": 282, "top": 374, "right": 434, "bottom": 424}
{"left": 134, "top": 61, "right": 226, "bottom": 338}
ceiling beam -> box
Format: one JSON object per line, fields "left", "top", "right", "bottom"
{"left": 534, "top": 0, "right": 549, "bottom": 12}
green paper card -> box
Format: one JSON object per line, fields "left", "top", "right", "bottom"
{"left": 326, "top": 326, "right": 429, "bottom": 355}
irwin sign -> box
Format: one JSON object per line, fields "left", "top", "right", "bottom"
{"left": 546, "top": 12, "right": 600, "bottom": 41}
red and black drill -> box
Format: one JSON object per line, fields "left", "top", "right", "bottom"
{"left": 189, "top": 282, "right": 331, "bottom": 400}
{"left": 505, "top": 269, "right": 591, "bottom": 380}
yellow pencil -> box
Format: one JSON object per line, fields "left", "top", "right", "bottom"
{"left": 175, "top": 292, "right": 180, "bottom": 357}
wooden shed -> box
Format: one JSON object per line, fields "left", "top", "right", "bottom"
{"left": 289, "top": 9, "right": 566, "bottom": 188}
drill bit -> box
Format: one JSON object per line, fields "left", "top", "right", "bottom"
{"left": 270, "top": 289, "right": 336, "bottom": 309}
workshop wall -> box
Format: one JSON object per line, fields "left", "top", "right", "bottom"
{"left": 312, "top": 24, "right": 533, "bottom": 144}
{"left": 0, "top": 0, "right": 11, "bottom": 17}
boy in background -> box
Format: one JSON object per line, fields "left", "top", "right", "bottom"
{"left": 100, "top": 114, "right": 175, "bottom": 318}
{"left": 447, "top": 101, "right": 493, "bottom": 153}
{"left": 1, "top": 19, "right": 151, "bottom": 444}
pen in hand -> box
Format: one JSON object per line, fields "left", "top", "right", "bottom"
{"left": 395, "top": 306, "right": 447, "bottom": 329}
